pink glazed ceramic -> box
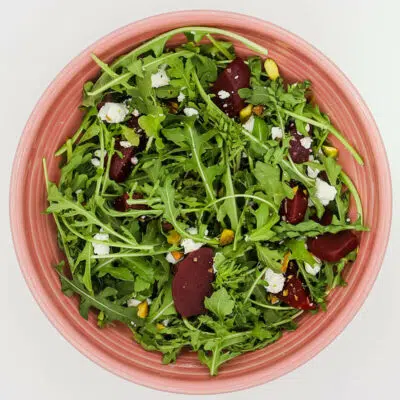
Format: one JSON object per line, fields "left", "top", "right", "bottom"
{"left": 10, "top": 11, "right": 391, "bottom": 394}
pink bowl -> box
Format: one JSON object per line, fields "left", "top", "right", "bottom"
{"left": 10, "top": 11, "right": 391, "bottom": 394}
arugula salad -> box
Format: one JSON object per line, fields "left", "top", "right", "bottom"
{"left": 43, "top": 26, "right": 368, "bottom": 375}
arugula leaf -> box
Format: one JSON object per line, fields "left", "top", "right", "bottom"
{"left": 205, "top": 288, "right": 235, "bottom": 320}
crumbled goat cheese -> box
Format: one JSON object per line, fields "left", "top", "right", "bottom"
{"left": 91, "top": 158, "right": 101, "bottom": 167}
{"left": 165, "top": 252, "right": 180, "bottom": 264}
{"left": 186, "top": 227, "right": 198, "bottom": 235}
{"left": 151, "top": 68, "right": 170, "bottom": 88}
{"left": 305, "top": 262, "right": 321, "bottom": 276}
{"left": 92, "top": 233, "right": 110, "bottom": 255}
{"left": 127, "top": 299, "right": 141, "bottom": 307}
{"left": 264, "top": 268, "right": 285, "bottom": 294}
{"left": 271, "top": 126, "right": 283, "bottom": 140}
{"left": 307, "top": 165, "right": 319, "bottom": 179}
{"left": 183, "top": 107, "right": 199, "bottom": 117}
{"left": 119, "top": 141, "right": 133, "bottom": 148}
{"left": 218, "top": 90, "right": 230, "bottom": 99}
{"left": 177, "top": 92, "right": 185, "bottom": 102}
{"left": 234, "top": 75, "right": 239, "bottom": 80}
{"left": 132, "top": 109, "right": 140, "bottom": 117}
{"left": 300, "top": 136, "right": 313, "bottom": 149}
{"left": 305, "top": 123, "right": 311, "bottom": 132}
{"left": 98, "top": 102, "right": 129, "bottom": 123}
{"left": 242, "top": 115, "right": 255, "bottom": 132}
{"left": 315, "top": 178, "right": 337, "bottom": 205}
{"left": 181, "top": 238, "right": 203, "bottom": 254}
{"left": 130, "top": 156, "right": 139, "bottom": 165}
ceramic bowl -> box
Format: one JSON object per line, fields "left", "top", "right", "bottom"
{"left": 10, "top": 10, "right": 391, "bottom": 394}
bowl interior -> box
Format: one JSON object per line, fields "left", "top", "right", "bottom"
{"left": 10, "top": 11, "right": 391, "bottom": 394}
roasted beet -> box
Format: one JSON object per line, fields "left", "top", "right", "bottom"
{"left": 126, "top": 115, "right": 147, "bottom": 151}
{"left": 287, "top": 121, "right": 312, "bottom": 163}
{"left": 277, "top": 260, "right": 316, "bottom": 310}
{"left": 172, "top": 247, "right": 214, "bottom": 318}
{"left": 162, "top": 221, "right": 174, "bottom": 232}
{"left": 211, "top": 58, "right": 250, "bottom": 117}
{"left": 113, "top": 192, "right": 150, "bottom": 212}
{"left": 310, "top": 209, "right": 333, "bottom": 226}
{"left": 281, "top": 185, "right": 309, "bottom": 224}
{"left": 109, "top": 140, "right": 136, "bottom": 182}
{"left": 307, "top": 230, "right": 358, "bottom": 262}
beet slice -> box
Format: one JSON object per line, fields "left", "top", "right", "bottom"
{"left": 126, "top": 115, "right": 147, "bottom": 151}
{"left": 211, "top": 58, "right": 250, "bottom": 117}
{"left": 281, "top": 185, "right": 309, "bottom": 224}
{"left": 109, "top": 140, "right": 135, "bottom": 182}
{"left": 287, "top": 121, "right": 312, "bottom": 163}
{"left": 310, "top": 209, "right": 333, "bottom": 226}
{"left": 162, "top": 221, "right": 174, "bottom": 232}
{"left": 277, "top": 260, "right": 316, "bottom": 310}
{"left": 114, "top": 192, "right": 150, "bottom": 212}
{"left": 307, "top": 230, "right": 358, "bottom": 262}
{"left": 172, "top": 247, "right": 214, "bottom": 318}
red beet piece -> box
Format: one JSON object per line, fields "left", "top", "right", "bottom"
{"left": 287, "top": 121, "right": 312, "bottom": 163}
{"left": 307, "top": 230, "right": 358, "bottom": 262}
{"left": 281, "top": 185, "right": 309, "bottom": 224}
{"left": 113, "top": 192, "right": 150, "bottom": 212}
{"left": 109, "top": 140, "right": 135, "bottom": 182}
{"left": 161, "top": 221, "right": 174, "bottom": 232}
{"left": 126, "top": 115, "right": 148, "bottom": 151}
{"left": 277, "top": 260, "right": 316, "bottom": 310}
{"left": 172, "top": 247, "right": 215, "bottom": 318}
{"left": 310, "top": 209, "right": 333, "bottom": 226}
{"left": 211, "top": 58, "right": 250, "bottom": 118}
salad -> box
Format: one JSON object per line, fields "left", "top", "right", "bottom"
{"left": 43, "top": 27, "right": 368, "bottom": 376}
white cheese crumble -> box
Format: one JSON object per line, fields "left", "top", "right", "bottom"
{"left": 308, "top": 198, "right": 314, "bottom": 207}
{"left": 315, "top": 178, "right": 337, "bottom": 205}
{"left": 165, "top": 252, "right": 180, "bottom": 264}
{"left": 181, "top": 238, "right": 203, "bottom": 254}
{"left": 91, "top": 158, "right": 100, "bottom": 167}
{"left": 146, "top": 298, "right": 152, "bottom": 305}
{"left": 271, "top": 126, "right": 283, "bottom": 140}
{"left": 183, "top": 107, "right": 199, "bottom": 117}
{"left": 300, "top": 136, "right": 313, "bottom": 149}
{"left": 218, "top": 90, "right": 230, "bottom": 99}
{"left": 92, "top": 233, "right": 110, "bottom": 255}
{"left": 177, "top": 91, "right": 185, "bottom": 102}
{"left": 98, "top": 102, "right": 129, "bottom": 123}
{"left": 94, "top": 149, "right": 107, "bottom": 158}
{"left": 130, "top": 156, "right": 139, "bottom": 165}
{"left": 119, "top": 140, "right": 133, "bottom": 148}
{"left": 242, "top": 115, "right": 255, "bottom": 132}
{"left": 75, "top": 189, "right": 83, "bottom": 194}
{"left": 305, "top": 262, "right": 321, "bottom": 276}
{"left": 127, "top": 299, "right": 141, "bottom": 307}
{"left": 346, "top": 217, "right": 351, "bottom": 222}
{"left": 234, "top": 75, "right": 239, "bottom": 80}
{"left": 264, "top": 268, "right": 285, "bottom": 294}
{"left": 305, "top": 123, "right": 311, "bottom": 132}
{"left": 307, "top": 165, "right": 319, "bottom": 179}
{"left": 132, "top": 109, "right": 140, "bottom": 117}
{"left": 151, "top": 68, "right": 170, "bottom": 88}
{"left": 162, "top": 319, "right": 170, "bottom": 326}
{"left": 186, "top": 227, "right": 198, "bottom": 235}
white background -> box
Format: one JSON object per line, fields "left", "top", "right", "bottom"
{"left": 1, "top": 1, "right": 399, "bottom": 399}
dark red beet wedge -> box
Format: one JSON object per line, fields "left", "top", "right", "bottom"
{"left": 281, "top": 185, "right": 309, "bottom": 224}
{"left": 172, "top": 247, "right": 214, "bottom": 318}
{"left": 287, "top": 121, "right": 312, "bottom": 163}
{"left": 109, "top": 140, "right": 135, "bottom": 183}
{"left": 310, "top": 209, "right": 333, "bottom": 226}
{"left": 307, "top": 230, "right": 358, "bottom": 262}
{"left": 211, "top": 58, "right": 250, "bottom": 118}
{"left": 114, "top": 192, "right": 150, "bottom": 212}
{"left": 277, "top": 260, "right": 316, "bottom": 310}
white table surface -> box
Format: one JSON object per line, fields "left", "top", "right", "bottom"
{"left": 2, "top": 1, "right": 399, "bottom": 399}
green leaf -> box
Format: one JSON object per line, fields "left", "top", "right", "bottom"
{"left": 204, "top": 288, "right": 235, "bottom": 320}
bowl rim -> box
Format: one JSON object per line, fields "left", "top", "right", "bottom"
{"left": 10, "top": 10, "right": 392, "bottom": 394}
